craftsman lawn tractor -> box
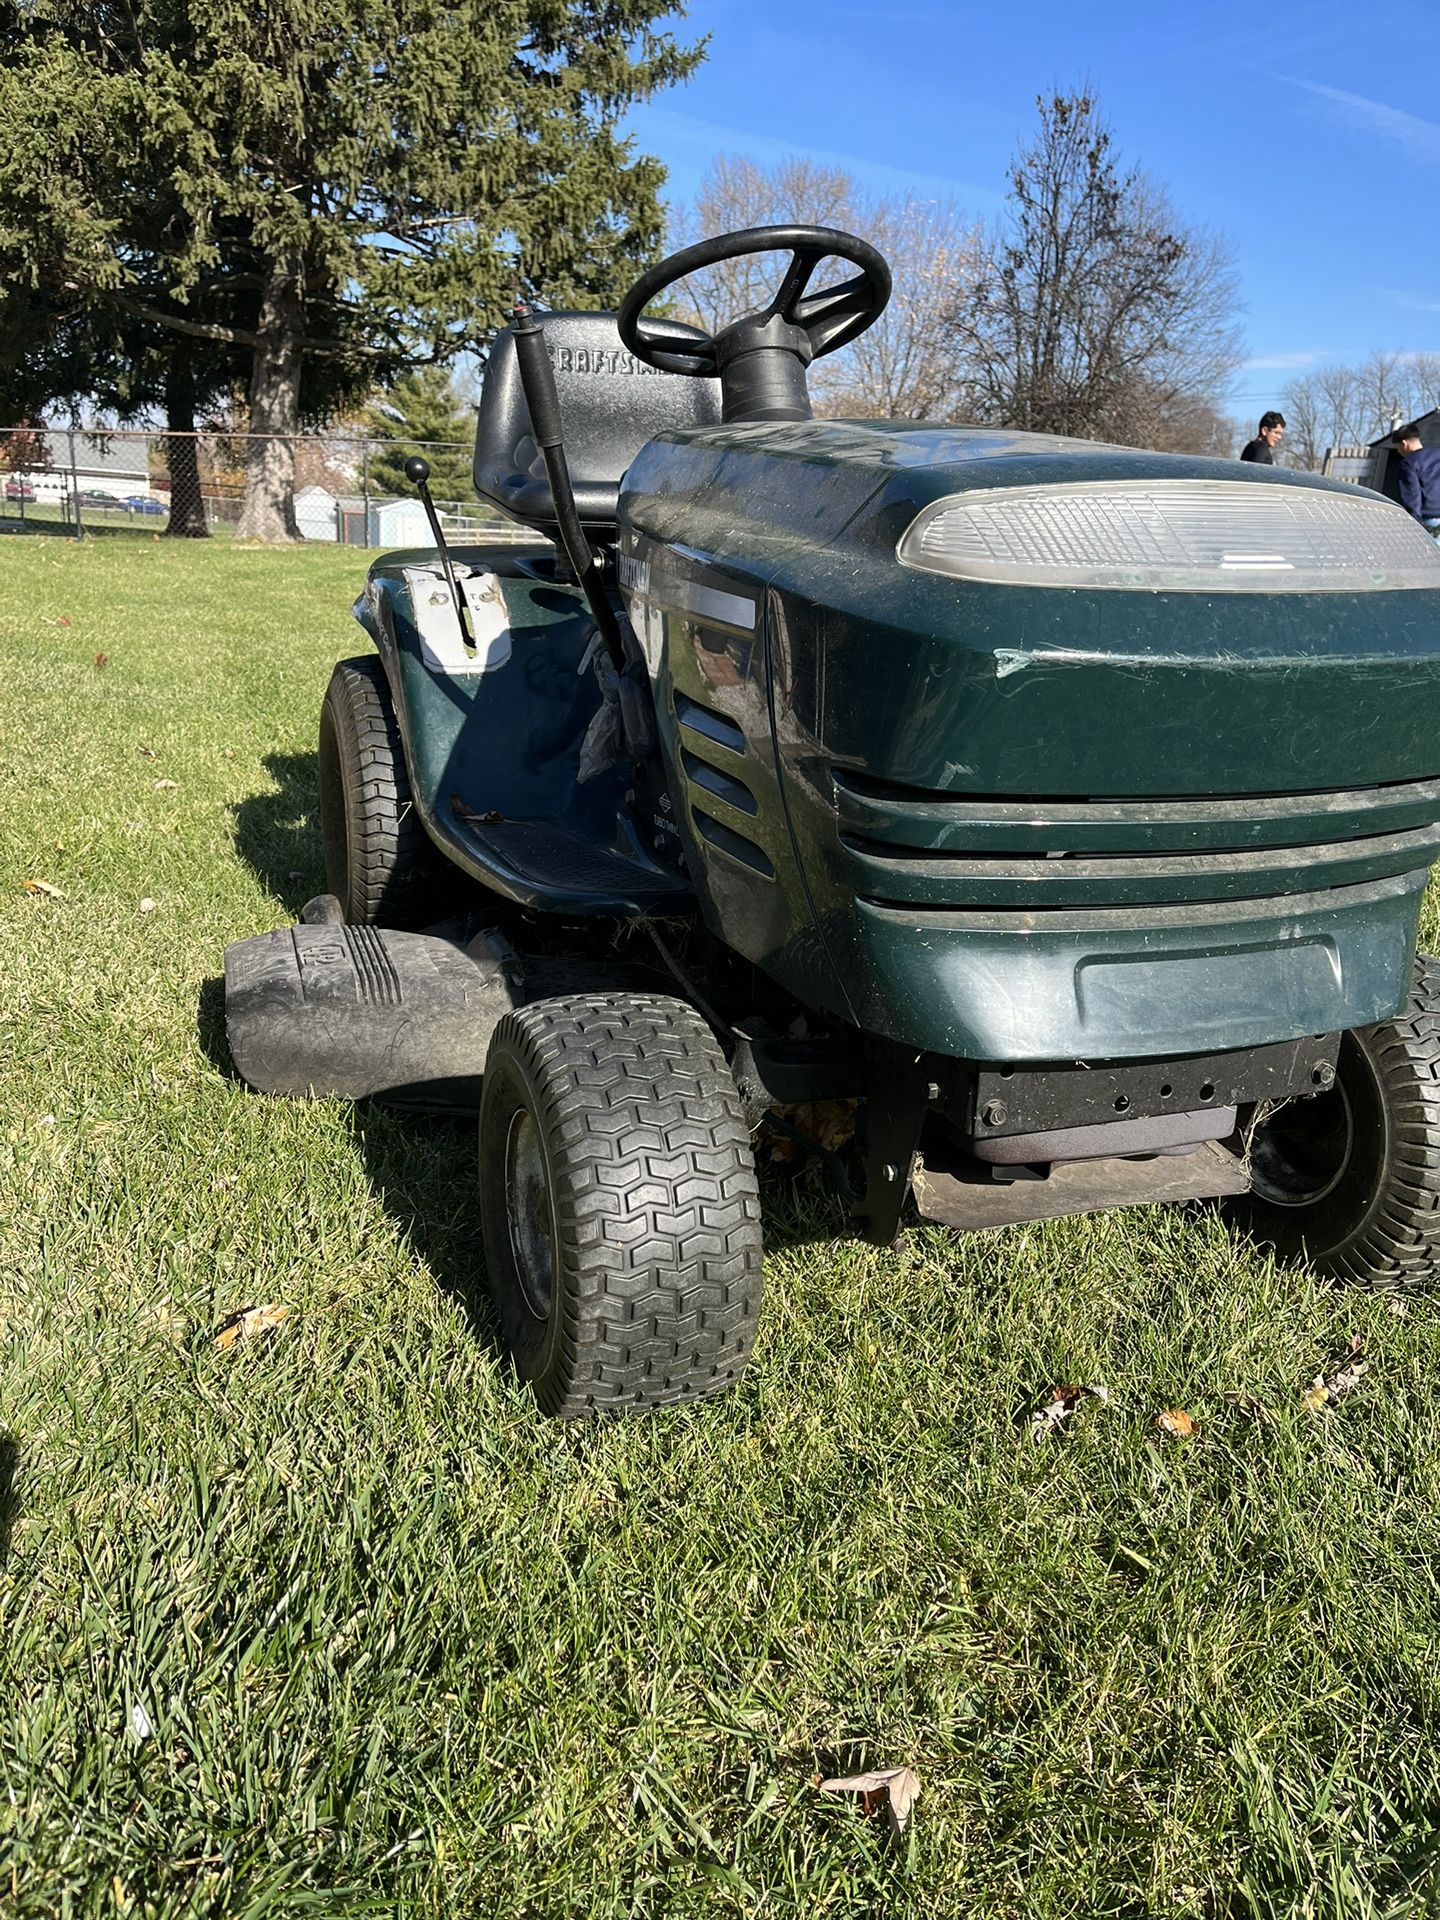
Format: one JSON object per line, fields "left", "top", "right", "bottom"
{"left": 224, "top": 224, "right": 1440, "bottom": 1418}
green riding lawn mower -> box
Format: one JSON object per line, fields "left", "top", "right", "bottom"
{"left": 224, "top": 224, "right": 1440, "bottom": 1417}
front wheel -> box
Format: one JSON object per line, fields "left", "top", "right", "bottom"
{"left": 1226, "top": 957, "right": 1440, "bottom": 1287}
{"left": 478, "top": 993, "right": 765, "bottom": 1416}
{"left": 317, "top": 655, "right": 450, "bottom": 926}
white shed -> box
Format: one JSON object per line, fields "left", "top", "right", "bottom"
{"left": 294, "top": 485, "right": 340, "bottom": 541}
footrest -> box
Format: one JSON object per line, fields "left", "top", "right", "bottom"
{"left": 448, "top": 814, "right": 692, "bottom": 914}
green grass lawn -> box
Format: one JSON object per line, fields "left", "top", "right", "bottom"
{"left": 6, "top": 537, "right": 1440, "bottom": 1917}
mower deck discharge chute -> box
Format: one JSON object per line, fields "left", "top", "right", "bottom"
{"left": 225, "top": 223, "right": 1440, "bottom": 1416}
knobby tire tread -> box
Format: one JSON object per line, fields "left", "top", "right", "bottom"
{"left": 1329, "top": 954, "right": 1440, "bottom": 1289}
{"left": 481, "top": 992, "right": 764, "bottom": 1417}
{"left": 320, "top": 655, "right": 447, "bottom": 926}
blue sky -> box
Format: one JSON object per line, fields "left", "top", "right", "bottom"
{"left": 624, "top": 0, "right": 1440, "bottom": 423}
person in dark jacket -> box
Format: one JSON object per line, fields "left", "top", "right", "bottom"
{"left": 1240, "top": 411, "right": 1286, "bottom": 464}
{"left": 1394, "top": 429, "right": 1440, "bottom": 532}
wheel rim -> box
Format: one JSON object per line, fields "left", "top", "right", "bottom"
{"left": 1247, "top": 1082, "right": 1355, "bottom": 1208}
{"left": 504, "top": 1105, "right": 554, "bottom": 1320}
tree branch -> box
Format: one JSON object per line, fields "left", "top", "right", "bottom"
{"left": 105, "top": 292, "right": 396, "bottom": 359}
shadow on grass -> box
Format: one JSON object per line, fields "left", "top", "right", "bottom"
{"left": 0, "top": 1436, "right": 19, "bottom": 1570}
{"left": 196, "top": 972, "right": 499, "bottom": 1343}
{"left": 233, "top": 751, "right": 324, "bottom": 918}
{"left": 351, "top": 1105, "right": 496, "bottom": 1340}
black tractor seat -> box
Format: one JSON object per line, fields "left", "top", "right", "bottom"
{"left": 472, "top": 310, "right": 722, "bottom": 540}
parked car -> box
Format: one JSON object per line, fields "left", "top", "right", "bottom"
{"left": 123, "top": 495, "right": 165, "bottom": 515}
{"left": 78, "top": 488, "right": 124, "bottom": 510}
{"left": 5, "top": 479, "right": 36, "bottom": 502}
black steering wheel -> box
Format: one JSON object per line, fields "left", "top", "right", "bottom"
{"left": 617, "top": 225, "right": 892, "bottom": 421}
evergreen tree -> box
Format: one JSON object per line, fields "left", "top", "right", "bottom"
{"left": 363, "top": 369, "right": 476, "bottom": 504}
{"left": 0, "top": 0, "right": 700, "bottom": 539}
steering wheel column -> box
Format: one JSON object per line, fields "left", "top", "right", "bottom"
{"left": 618, "top": 225, "right": 892, "bottom": 425}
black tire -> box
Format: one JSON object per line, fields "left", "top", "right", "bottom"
{"left": 1226, "top": 956, "right": 1440, "bottom": 1287}
{"left": 478, "top": 992, "right": 764, "bottom": 1416}
{"left": 317, "top": 655, "right": 450, "bottom": 926}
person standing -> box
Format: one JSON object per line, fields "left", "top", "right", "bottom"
{"left": 1240, "top": 412, "right": 1286, "bottom": 464}
{"left": 1393, "top": 428, "right": 1440, "bottom": 535}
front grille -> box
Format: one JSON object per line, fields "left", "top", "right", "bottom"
{"left": 832, "top": 769, "right": 1440, "bottom": 911}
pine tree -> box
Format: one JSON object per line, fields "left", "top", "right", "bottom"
{"left": 0, "top": 0, "right": 700, "bottom": 539}
{"left": 363, "top": 369, "right": 476, "bottom": 505}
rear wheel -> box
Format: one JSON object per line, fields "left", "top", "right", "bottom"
{"left": 318, "top": 655, "right": 450, "bottom": 926}
{"left": 478, "top": 992, "right": 764, "bottom": 1416}
{"left": 1226, "top": 957, "right": 1440, "bottom": 1287}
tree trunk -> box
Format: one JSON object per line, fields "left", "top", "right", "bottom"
{"left": 163, "top": 350, "right": 209, "bottom": 538}
{"left": 237, "top": 260, "right": 304, "bottom": 542}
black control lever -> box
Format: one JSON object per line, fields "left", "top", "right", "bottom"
{"left": 404, "top": 454, "right": 473, "bottom": 651}
{"left": 508, "top": 304, "right": 627, "bottom": 671}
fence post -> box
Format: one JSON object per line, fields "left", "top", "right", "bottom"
{"left": 68, "top": 429, "right": 83, "bottom": 540}
{"left": 362, "top": 443, "right": 371, "bottom": 548}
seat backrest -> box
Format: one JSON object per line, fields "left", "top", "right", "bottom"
{"left": 473, "top": 311, "right": 721, "bottom": 535}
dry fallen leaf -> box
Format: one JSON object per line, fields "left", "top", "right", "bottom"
{"left": 94, "top": 652, "right": 108, "bottom": 668}
{"left": 54, "top": 615, "right": 72, "bottom": 628}
{"left": 1304, "top": 1335, "right": 1369, "bottom": 1412}
{"left": 1330, "top": 1356, "right": 1368, "bottom": 1398}
{"left": 23, "top": 878, "right": 65, "bottom": 898}
{"left": 214, "top": 1303, "right": 289, "bottom": 1351}
{"left": 818, "top": 1765, "right": 920, "bottom": 1838}
{"left": 1029, "top": 1382, "right": 1109, "bottom": 1437}
{"left": 154, "top": 778, "right": 179, "bottom": 791}
{"left": 1156, "top": 1408, "right": 1196, "bottom": 1438}
{"left": 138, "top": 745, "right": 156, "bottom": 759}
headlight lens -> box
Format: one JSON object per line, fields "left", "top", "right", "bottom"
{"left": 898, "top": 479, "right": 1440, "bottom": 591}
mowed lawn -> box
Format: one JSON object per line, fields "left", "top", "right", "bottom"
{"left": 6, "top": 535, "right": 1440, "bottom": 1918}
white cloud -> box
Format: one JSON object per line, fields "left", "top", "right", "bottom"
{"left": 1283, "top": 78, "right": 1440, "bottom": 163}
{"left": 632, "top": 106, "right": 1003, "bottom": 212}
{"left": 1241, "top": 350, "right": 1327, "bottom": 371}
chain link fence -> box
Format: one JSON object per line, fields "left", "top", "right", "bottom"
{"left": 0, "top": 426, "right": 536, "bottom": 545}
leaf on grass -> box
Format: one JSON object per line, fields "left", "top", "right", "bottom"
{"left": 214, "top": 1303, "right": 288, "bottom": 1351}
{"left": 94, "top": 652, "right": 108, "bottom": 668}
{"left": 154, "top": 778, "right": 179, "bottom": 791}
{"left": 1028, "top": 1382, "right": 1108, "bottom": 1436}
{"left": 138, "top": 745, "right": 156, "bottom": 759}
{"left": 54, "top": 615, "right": 72, "bottom": 628}
{"left": 1330, "top": 1356, "right": 1368, "bottom": 1398}
{"left": 1156, "top": 1408, "right": 1196, "bottom": 1438}
{"left": 1303, "top": 1335, "right": 1369, "bottom": 1411}
{"left": 818, "top": 1765, "right": 920, "bottom": 1837}
{"left": 23, "top": 878, "right": 65, "bottom": 898}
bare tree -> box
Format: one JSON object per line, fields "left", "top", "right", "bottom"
{"left": 1408, "top": 353, "right": 1440, "bottom": 419}
{"left": 1361, "top": 350, "right": 1409, "bottom": 438}
{"left": 1284, "top": 352, "right": 1440, "bottom": 470}
{"left": 669, "top": 156, "right": 855, "bottom": 336}
{"left": 1316, "top": 363, "right": 1365, "bottom": 448}
{"left": 669, "top": 155, "right": 981, "bottom": 421}
{"left": 946, "top": 92, "right": 1243, "bottom": 451}
{"left": 1281, "top": 373, "right": 1325, "bottom": 471}
{"left": 813, "top": 190, "right": 981, "bottom": 419}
